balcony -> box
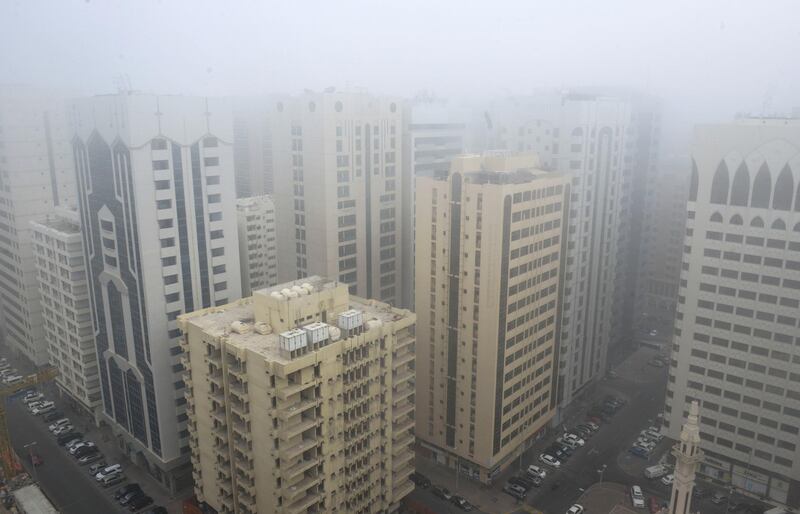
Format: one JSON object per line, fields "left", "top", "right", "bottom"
{"left": 281, "top": 417, "right": 319, "bottom": 440}
{"left": 228, "top": 364, "right": 247, "bottom": 382}
{"left": 392, "top": 432, "right": 414, "bottom": 453}
{"left": 392, "top": 400, "right": 414, "bottom": 421}
{"left": 286, "top": 491, "right": 322, "bottom": 514}
{"left": 392, "top": 384, "right": 414, "bottom": 404}
{"left": 393, "top": 462, "right": 414, "bottom": 480}
{"left": 282, "top": 457, "right": 318, "bottom": 481}
{"left": 278, "top": 379, "right": 317, "bottom": 400}
{"left": 208, "top": 369, "right": 223, "bottom": 388}
{"left": 278, "top": 398, "right": 318, "bottom": 421}
{"left": 212, "top": 423, "right": 228, "bottom": 440}
{"left": 210, "top": 388, "right": 224, "bottom": 405}
{"left": 215, "top": 462, "right": 231, "bottom": 480}
{"left": 393, "top": 368, "right": 414, "bottom": 386}
{"left": 393, "top": 416, "right": 414, "bottom": 435}
{"left": 395, "top": 335, "right": 414, "bottom": 352}
{"left": 392, "top": 479, "right": 415, "bottom": 501}
{"left": 284, "top": 475, "right": 321, "bottom": 502}
{"left": 393, "top": 351, "right": 414, "bottom": 369}
{"left": 211, "top": 407, "right": 227, "bottom": 425}
{"left": 280, "top": 437, "right": 320, "bottom": 461}
{"left": 392, "top": 450, "right": 413, "bottom": 471}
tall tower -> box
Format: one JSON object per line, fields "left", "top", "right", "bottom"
{"left": 669, "top": 401, "right": 703, "bottom": 514}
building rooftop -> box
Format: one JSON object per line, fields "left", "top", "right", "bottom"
{"left": 31, "top": 213, "right": 80, "bottom": 235}
{"left": 180, "top": 277, "right": 411, "bottom": 363}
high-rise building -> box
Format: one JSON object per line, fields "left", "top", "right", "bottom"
{"left": 400, "top": 97, "right": 466, "bottom": 309}
{"left": 481, "top": 91, "right": 642, "bottom": 412}
{"left": 179, "top": 276, "right": 416, "bottom": 514}
{"left": 0, "top": 86, "right": 76, "bottom": 365}
{"left": 415, "top": 152, "right": 568, "bottom": 482}
{"left": 70, "top": 93, "right": 241, "bottom": 491}
{"left": 634, "top": 162, "right": 688, "bottom": 332}
{"left": 666, "top": 118, "right": 800, "bottom": 507}
{"left": 30, "top": 208, "right": 100, "bottom": 418}
{"left": 272, "top": 91, "right": 404, "bottom": 306}
{"left": 236, "top": 195, "right": 278, "bottom": 296}
{"left": 233, "top": 98, "right": 275, "bottom": 197}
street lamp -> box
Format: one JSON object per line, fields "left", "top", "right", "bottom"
{"left": 597, "top": 464, "right": 607, "bottom": 484}
{"left": 23, "top": 442, "right": 37, "bottom": 483}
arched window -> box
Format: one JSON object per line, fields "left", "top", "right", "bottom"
{"left": 751, "top": 216, "right": 764, "bottom": 228}
{"left": 771, "top": 219, "right": 786, "bottom": 230}
{"left": 689, "top": 160, "right": 699, "bottom": 202}
{"left": 773, "top": 165, "right": 794, "bottom": 210}
{"left": 730, "top": 162, "right": 750, "bottom": 206}
{"left": 710, "top": 161, "right": 729, "bottom": 204}
{"left": 750, "top": 163, "right": 771, "bottom": 208}
{"left": 710, "top": 212, "right": 723, "bottom": 223}
{"left": 730, "top": 214, "right": 743, "bottom": 225}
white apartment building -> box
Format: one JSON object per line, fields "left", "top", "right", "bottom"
{"left": 70, "top": 93, "right": 242, "bottom": 491}
{"left": 482, "top": 92, "right": 638, "bottom": 410}
{"left": 0, "top": 86, "right": 76, "bottom": 365}
{"left": 30, "top": 209, "right": 100, "bottom": 418}
{"left": 236, "top": 195, "right": 278, "bottom": 296}
{"left": 666, "top": 118, "right": 800, "bottom": 507}
{"left": 233, "top": 97, "right": 275, "bottom": 197}
{"left": 400, "top": 98, "right": 465, "bottom": 309}
{"left": 272, "top": 91, "right": 404, "bottom": 306}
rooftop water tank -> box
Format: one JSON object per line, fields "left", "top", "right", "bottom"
{"left": 230, "top": 321, "right": 251, "bottom": 334}
{"left": 279, "top": 329, "right": 307, "bottom": 352}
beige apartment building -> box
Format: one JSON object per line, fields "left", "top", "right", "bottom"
{"left": 415, "top": 152, "right": 569, "bottom": 482}
{"left": 179, "top": 276, "right": 416, "bottom": 514}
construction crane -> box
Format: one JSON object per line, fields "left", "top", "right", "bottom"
{"left": 0, "top": 367, "right": 58, "bottom": 480}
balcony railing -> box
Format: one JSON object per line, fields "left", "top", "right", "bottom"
{"left": 279, "top": 437, "right": 319, "bottom": 461}
{"left": 282, "top": 457, "right": 318, "bottom": 481}
{"left": 284, "top": 475, "right": 321, "bottom": 502}
{"left": 286, "top": 491, "right": 322, "bottom": 514}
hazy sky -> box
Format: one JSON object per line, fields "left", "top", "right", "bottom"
{"left": 2, "top": 0, "right": 799, "bottom": 149}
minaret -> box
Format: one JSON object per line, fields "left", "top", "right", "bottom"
{"left": 669, "top": 401, "right": 704, "bottom": 514}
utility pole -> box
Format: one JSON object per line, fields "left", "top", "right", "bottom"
{"left": 598, "top": 464, "right": 607, "bottom": 484}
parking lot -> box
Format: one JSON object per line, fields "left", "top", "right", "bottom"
{"left": 5, "top": 382, "right": 172, "bottom": 513}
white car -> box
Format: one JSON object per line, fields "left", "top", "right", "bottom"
{"left": 49, "top": 418, "right": 70, "bottom": 432}
{"left": 23, "top": 393, "right": 43, "bottom": 404}
{"left": 539, "top": 453, "right": 561, "bottom": 468}
{"left": 661, "top": 474, "right": 675, "bottom": 486}
{"left": 94, "top": 464, "right": 122, "bottom": 481}
{"left": 4, "top": 375, "right": 23, "bottom": 385}
{"left": 567, "top": 505, "right": 585, "bottom": 514}
{"left": 565, "top": 433, "right": 585, "bottom": 447}
{"left": 53, "top": 424, "right": 74, "bottom": 436}
{"left": 32, "top": 402, "right": 55, "bottom": 415}
{"left": 527, "top": 465, "right": 546, "bottom": 479}
{"left": 66, "top": 439, "right": 86, "bottom": 451}
{"left": 631, "top": 485, "right": 646, "bottom": 508}
{"left": 70, "top": 442, "right": 95, "bottom": 455}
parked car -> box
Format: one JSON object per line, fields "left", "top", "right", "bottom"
{"left": 647, "top": 359, "right": 665, "bottom": 368}
{"left": 65, "top": 439, "right": 85, "bottom": 452}
{"left": 74, "top": 445, "right": 99, "bottom": 459}
{"left": 101, "top": 474, "right": 125, "bottom": 488}
{"left": 631, "top": 485, "right": 646, "bottom": 508}
{"left": 584, "top": 421, "right": 600, "bottom": 431}
{"left": 53, "top": 425, "right": 75, "bottom": 436}
{"left": 119, "top": 490, "right": 143, "bottom": 506}
{"left": 95, "top": 464, "right": 123, "bottom": 481}
{"left": 644, "top": 464, "right": 670, "bottom": 479}
{"left": 539, "top": 453, "right": 561, "bottom": 468}
{"left": 70, "top": 441, "right": 95, "bottom": 455}
{"left": 115, "top": 484, "right": 142, "bottom": 501}
{"left": 42, "top": 411, "right": 64, "bottom": 423}
{"left": 32, "top": 403, "right": 55, "bottom": 415}
{"left": 431, "top": 485, "right": 452, "bottom": 501}
{"left": 3, "top": 375, "right": 23, "bottom": 385}
{"left": 503, "top": 483, "right": 526, "bottom": 500}
{"left": 49, "top": 419, "right": 71, "bottom": 432}
{"left": 567, "top": 504, "right": 585, "bottom": 514}
{"left": 527, "top": 465, "right": 546, "bottom": 479}
{"left": 711, "top": 492, "right": 727, "bottom": 504}
{"left": 410, "top": 472, "right": 431, "bottom": 488}
{"left": 128, "top": 495, "right": 153, "bottom": 511}
{"left": 509, "top": 476, "right": 535, "bottom": 491}
{"left": 57, "top": 432, "right": 83, "bottom": 446}
{"left": 23, "top": 393, "right": 44, "bottom": 404}
{"left": 450, "top": 495, "right": 474, "bottom": 511}
{"left": 660, "top": 474, "right": 675, "bottom": 486}
{"left": 88, "top": 462, "right": 108, "bottom": 476}
{"left": 629, "top": 445, "right": 652, "bottom": 459}
{"left": 78, "top": 452, "right": 104, "bottom": 465}
{"left": 564, "top": 433, "right": 585, "bottom": 447}
{"left": 550, "top": 443, "right": 572, "bottom": 458}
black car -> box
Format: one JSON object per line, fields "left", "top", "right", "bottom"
{"left": 410, "top": 472, "right": 431, "bottom": 488}
{"left": 57, "top": 432, "right": 83, "bottom": 446}
{"left": 127, "top": 495, "right": 153, "bottom": 511}
{"left": 120, "top": 490, "right": 144, "bottom": 506}
{"left": 509, "top": 476, "right": 535, "bottom": 490}
{"left": 74, "top": 446, "right": 99, "bottom": 459}
{"left": 450, "top": 495, "right": 474, "bottom": 511}
{"left": 431, "top": 485, "right": 452, "bottom": 500}
{"left": 42, "top": 411, "right": 64, "bottom": 423}
{"left": 115, "top": 483, "right": 142, "bottom": 501}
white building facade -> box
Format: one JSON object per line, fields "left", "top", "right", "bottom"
{"left": 0, "top": 86, "right": 76, "bottom": 365}
{"left": 272, "top": 91, "right": 404, "bottom": 306}
{"left": 70, "top": 93, "right": 242, "bottom": 491}
{"left": 30, "top": 209, "right": 100, "bottom": 418}
{"left": 236, "top": 195, "right": 278, "bottom": 296}
{"left": 666, "top": 119, "right": 800, "bottom": 507}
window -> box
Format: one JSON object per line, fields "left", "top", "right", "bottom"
{"left": 207, "top": 175, "right": 220, "bottom": 185}
{"left": 214, "top": 282, "right": 227, "bottom": 292}
{"left": 155, "top": 180, "right": 170, "bottom": 190}
{"left": 157, "top": 199, "right": 172, "bottom": 210}
{"left": 158, "top": 219, "right": 173, "bottom": 229}
{"left": 151, "top": 139, "right": 167, "bottom": 150}
{"left": 204, "top": 157, "right": 219, "bottom": 166}
{"left": 160, "top": 237, "right": 175, "bottom": 248}
{"left": 209, "top": 212, "right": 222, "bottom": 222}
{"left": 208, "top": 194, "right": 221, "bottom": 204}
{"left": 212, "top": 264, "right": 226, "bottom": 274}
{"left": 152, "top": 160, "right": 170, "bottom": 170}
{"left": 210, "top": 230, "right": 224, "bottom": 240}
{"left": 162, "top": 256, "right": 176, "bottom": 266}
{"left": 203, "top": 136, "right": 218, "bottom": 147}
{"left": 163, "top": 275, "right": 178, "bottom": 285}
{"left": 211, "top": 247, "right": 225, "bottom": 257}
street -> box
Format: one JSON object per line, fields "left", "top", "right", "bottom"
{"left": 6, "top": 396, "right": 122, "bottom": 514}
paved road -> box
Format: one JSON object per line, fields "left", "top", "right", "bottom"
{"left": 6, "top": 396, "right": 123, "bottom": 514}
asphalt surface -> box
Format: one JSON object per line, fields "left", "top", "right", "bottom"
{"left": 6, "top": 395, "right": 124, "bottom": 514}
